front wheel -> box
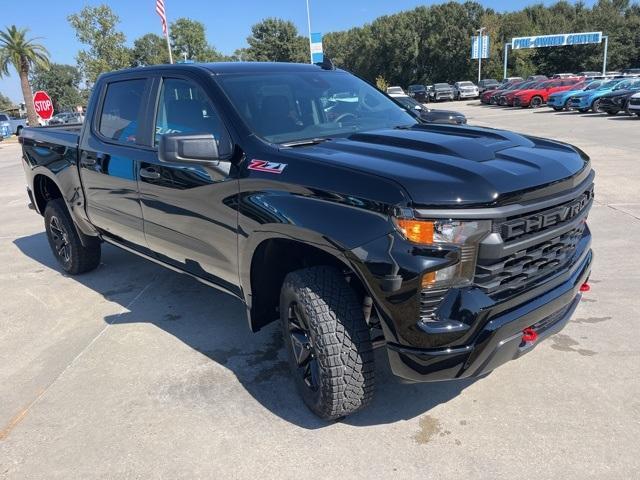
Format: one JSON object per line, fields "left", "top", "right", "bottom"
{"left": 280, "top": 266, "right": 374, "bottom": 420}
{"left": 44, "top": 199, "right": 101, "bottom": 274}
{"left": 530, "top": 96, "right": 543, "bottom": 108}
{"left": 592, "top": 99, "right": 602, "bottom": 112}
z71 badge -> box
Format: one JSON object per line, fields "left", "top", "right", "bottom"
{"left": 247, "top": 159, "right": 287, "bottom": 174}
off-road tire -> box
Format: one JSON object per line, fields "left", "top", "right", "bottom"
{"left": 280, "top": 266, "right": 374, "bottom": 420}
{"left": 44, "top": 199, "right": 101, "bottom": 274}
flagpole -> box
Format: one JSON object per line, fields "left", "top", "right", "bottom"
{"left": 165, "top": 30, "right": 173, "bottom": 64}
{"left": 306, "top": 0, "right": 313, "bottom": 64}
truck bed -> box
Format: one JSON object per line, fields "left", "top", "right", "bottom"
{"left": 20, "top": 124, "right": 81, "bottom": 149}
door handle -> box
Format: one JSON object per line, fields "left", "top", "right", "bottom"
{"left": 139, "top": 167, "right": 161, "bottom": 180}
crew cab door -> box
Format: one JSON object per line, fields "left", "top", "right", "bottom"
{"left": 79, "top": 76, "right": 153, "bottom": 248}
{"left": 138, "top": 76, "right": 240, "bottom": 295}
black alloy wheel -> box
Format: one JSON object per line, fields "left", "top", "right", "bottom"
{"left": 48, "top": 215, "right": 71, "bottom": 265}
{"left": 286, "top": 302, "right": 320, "bottom": 392}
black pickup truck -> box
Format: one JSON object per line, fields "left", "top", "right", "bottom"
{"left": 20, "top": 62, "right": 593, "bottom": 420}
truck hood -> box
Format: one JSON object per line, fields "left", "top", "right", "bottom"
{"left": 291, "top": 124, "right": 588, "bottom": 206}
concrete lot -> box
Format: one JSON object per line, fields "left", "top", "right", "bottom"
{"left": 1, "top": 104, "right": 639, "bottom": 479}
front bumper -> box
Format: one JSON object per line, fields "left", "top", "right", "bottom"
{"left": 386, "top": 248, "right": 592, "bottom": 382}
{"left": 435, "top": 93, "right": 453, "bottom": 100}
{"left": 569, "top": 97, "right": 590, "bottom": 109}
{"left": 458, "top": 91, "right": 478, "bottom": 98}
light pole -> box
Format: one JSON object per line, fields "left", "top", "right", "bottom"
{"left": 477, "top": 27, "right": 486, "bottom": 83}
{"left": 306, "top": 0, "right": 313, "bottom": 64}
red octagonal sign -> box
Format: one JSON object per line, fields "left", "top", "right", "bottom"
{"left": 33, "top": 90, "right": 54, "bottom": 120}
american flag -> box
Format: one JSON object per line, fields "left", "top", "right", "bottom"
{"left": 156, "top": 0, "right": 168, "bottom": 35}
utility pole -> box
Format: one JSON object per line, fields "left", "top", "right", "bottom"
{"left": 477, "top": 27, "right": 486, "bottom": 83}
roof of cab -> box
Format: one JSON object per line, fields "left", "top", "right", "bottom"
{"left": 201, "top": 62, "right": 333, "bottom": 74}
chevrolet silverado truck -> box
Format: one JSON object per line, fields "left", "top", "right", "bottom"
{"left": 19, "top": 62, "right": 594, "bottom": 420}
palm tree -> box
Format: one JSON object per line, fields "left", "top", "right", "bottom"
{"left": 0, "top": 26, "right": 50, "bottom": 127}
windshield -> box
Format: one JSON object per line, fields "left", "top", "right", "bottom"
{"left": 613, "top": 80, "right": 633, "bottom": 90}
{"left": 599, "top": 80, "right": 621, "bottom": 90}
{"left": 409, "top": 85, "right": 425, "bottom": 91}
{"left": 584, "top": 81, "right": 601, "bottom": 90}
{"left": 458, "top": 82, "right": 474, "bottom": 87}
{"left": 217, "top": 71, "right": 416, "bottom": 144}
{"left": 434, "top": 83, "right": 450, "bottom": 89}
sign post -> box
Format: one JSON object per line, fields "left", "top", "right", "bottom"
{"left": 472, "top": 31, "right": 490, "bottom": 83}
{"left": 33, "top": 91, "right": 54, "bottom": 122}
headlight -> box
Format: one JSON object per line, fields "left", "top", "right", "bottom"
{"left": 393, "top": 217, "right": 491, "bottom": 289}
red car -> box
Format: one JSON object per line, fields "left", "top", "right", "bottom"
{"left": 513, "top": 78, "right": 582, "bottom": 108}
{"left": 497, "top": 80, "right": 542, "bottom": 106}
{"left": 481, "top": 81, "right": 523, "bottom": 104}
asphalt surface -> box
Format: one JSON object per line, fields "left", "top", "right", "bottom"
{"left": 1, "top": 104, "right": 639, "bottom": 479}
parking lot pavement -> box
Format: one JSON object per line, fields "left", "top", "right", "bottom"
{"left": 1, "top": 104, "right": 639, "bottom": 479}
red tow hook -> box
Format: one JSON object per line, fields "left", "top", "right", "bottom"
{"left": 580, "top": 282, "right": 591, "bottom": 292}
{"left": 522, "top": 327, "right": 538, "bottom": 343}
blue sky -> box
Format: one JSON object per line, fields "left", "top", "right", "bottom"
{"left": 1, "top": 0, "right": 596, "bottom": 102}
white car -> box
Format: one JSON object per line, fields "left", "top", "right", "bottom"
{"left": 386, "top": 86, "right": 405, "bottom": 95}
{"left": 628, "top": 92, "right": 640, "bottom": 116}
{"left": 453, "top": 81, "right": 479, "bottom": 100}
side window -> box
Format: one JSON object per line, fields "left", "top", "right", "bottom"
{"left": 154, "top": 78, "right": 224, "bottom": 146}
{"left": 99, "top": 79, "right": 146, "bottom": 144}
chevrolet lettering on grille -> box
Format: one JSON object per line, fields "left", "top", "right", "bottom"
{"left": 501, "top": 189, "right": 593, "bottom": 241}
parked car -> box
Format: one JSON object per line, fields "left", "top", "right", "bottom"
{"left": 527, "top": 75, "right": 548, "bottom": 81}
{"left": 432, "top": 83, "right": 454, "bottom": 101}
{"left": 621, "top": 68, "right": 640, "bottom": 76}
{"left": 484, "top": 81, "right": 523, "bottom": 105}
{"left": 452, "top": 81, "right": 479, "bottom": 100}
{"left": 18, "top": 61, "right": 594, "bottom": 420}
{"left": 567, "top": 78, "right": 626, "bottom": 112}
{"left": 513, "top": 78, "right": 582, "bottom": 108}
{"left": 627, "top": 91, "right": 640, "bottom": 116}
{"left": 407, "top": 84, "right": 429, "bottom": 103}
{"left": 547, "top": 80, "right": 604, "bottom": 111}
{"left": 386, "top": 86, "right": 405, "bottom": 95}
{"left": 48, "top": 112, "right": 85, "bottom": 125}
{"left": 389, "top": 93, "right": 466, "bottom": 124}
{"left": 497, "top": 80, "right": 540, "bottom": 106}
{"left": 478, "top": 78, "right": 499, "bottom": 94}
{"left": 500, "top": 76, "right": 523, "bottom": 84}
{"left": 0, "top": 113, "right": 27, "bottom": 135}
{"left": 598, "top": 78, "right": 640, "bottom": 115}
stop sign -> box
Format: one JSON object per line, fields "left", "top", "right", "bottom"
{"left": 33, "top": 90, "right": 54, "bottom": 120}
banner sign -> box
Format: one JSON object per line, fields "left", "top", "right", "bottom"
{"left": 310, "top": 32, "right": 323, "bottom": 63}
{"left": 471, "top": 35, "right": 490, "bottom": 59}
{"left": 512, "top": 31, "right": 602, "bottom": 50}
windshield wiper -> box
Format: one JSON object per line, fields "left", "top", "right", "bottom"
{"left": 280, "top": 137, "right": 330, "bottom": 147}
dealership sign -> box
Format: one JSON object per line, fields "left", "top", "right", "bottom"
{"left": 310, "top": 32, "right": 323, "bottom": 63}
{"left": 512, "top": 31, "right": 602, "bottom": 50}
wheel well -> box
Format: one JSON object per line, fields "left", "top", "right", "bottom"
{"left": 33, "top": 175, "right": 63, "bottom": 214}
{"left": 248, "top": 238, "right": 367, "bottom": 331}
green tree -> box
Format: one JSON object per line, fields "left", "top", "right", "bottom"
{"left": 169, "top": 18, "right": 224, "bottom": 62}
{"left": 0, "top": 25, "right": 50, "bottom": 126}
{"left": 30, "top": 63, "right": 84, "bottom": 112}
{"left": 244, "top": 18, "right": 309, "bottom": 63}
{"left": 68, "top": 5, "right": 131, "bottom": 85}
{"left": 132, "top": 33, "right": 170, "bottom": 66}
{"left": 0, "top": 91, "right": 14, "bottom": 111}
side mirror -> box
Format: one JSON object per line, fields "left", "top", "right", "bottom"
{"left": 158, "top": 132, "right": 232, "bottom": 165}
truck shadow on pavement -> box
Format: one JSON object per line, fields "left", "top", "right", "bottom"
{"left": 14, "top": 232, "right": 475, "bottom": 430}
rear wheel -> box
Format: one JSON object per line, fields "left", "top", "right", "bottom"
{"left": 530, "top": 96, "right": 543, "bottom": 108}
{"left": 44, "top": 199, "right": 101, "bottom": 274}
{"left": 280, "top": 266, "right": 374, "bottom": 420}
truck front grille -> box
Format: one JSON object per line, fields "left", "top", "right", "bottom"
{"left": 474, "top": 184, "right": 593, "bottom": 296}
{"left": 474, "top": 225, "right": 585, "bottom": 295}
